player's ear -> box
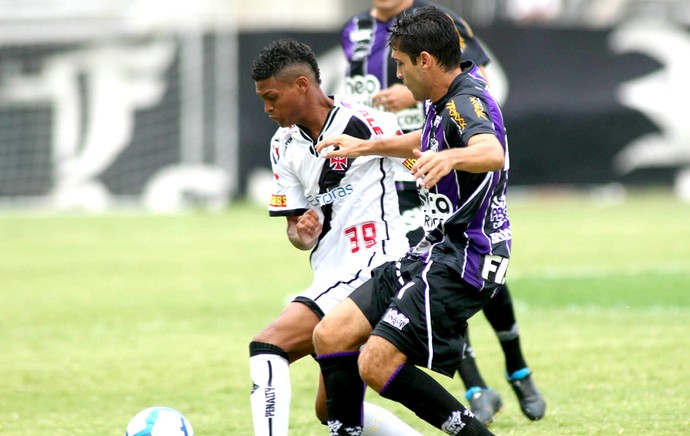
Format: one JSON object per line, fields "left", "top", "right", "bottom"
{"left": 419, "top": 51, "right": 433, "bottom": 68}
{"left": 295, "top": 75, "right": 310, "bottom": 93}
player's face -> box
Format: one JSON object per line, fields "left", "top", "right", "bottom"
{"left": 392, "top": 49, "right": 427, "bottom": 101}
{"left": 255, "top": 76, "right": 303, "bottom": 127}
{"left": 372, "top": 0, "right": 413, "bottom": 15}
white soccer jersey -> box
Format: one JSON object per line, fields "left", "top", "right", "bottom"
{"left": 268, "top": 100, "right": 409, "bottom": 314}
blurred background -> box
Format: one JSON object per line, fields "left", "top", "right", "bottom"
{"left": 1, "top": 0, "right": 689, "bottom": 212}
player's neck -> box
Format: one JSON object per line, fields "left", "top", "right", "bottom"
{"left": 300, "top": 94, "right": 334, "bottom": 140}
{"left": 429, "top": 68, "right": 462, "bottom": 103}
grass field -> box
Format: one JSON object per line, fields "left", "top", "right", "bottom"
{"left": 1, "top": 189, "right": 689, "bottom": 435}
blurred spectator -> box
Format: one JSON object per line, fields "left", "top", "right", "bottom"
{"left": 505, "top": 0, "right": 562, "bottom": 24}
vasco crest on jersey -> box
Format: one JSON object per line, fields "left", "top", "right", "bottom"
{"left": 328, "top": 156, "right": 350, "bottom": 172}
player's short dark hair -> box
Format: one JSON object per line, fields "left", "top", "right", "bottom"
{"left": 250, "top": 38, "right": 322, "bottom": 84}
{"left": 389, "top": 6, "right": 462, "bottom": 71}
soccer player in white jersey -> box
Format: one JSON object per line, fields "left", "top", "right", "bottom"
{"left": 248, "top": 38, "right": 421, "bottom": 436}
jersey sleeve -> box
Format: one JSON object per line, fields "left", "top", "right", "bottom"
{"left": 268, "top": 130, "right": 310, "bottom": 217}
{"left": 442, "top": 94, "right": 497, "bottom": 148}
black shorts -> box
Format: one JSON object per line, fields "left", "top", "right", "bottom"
{"left": 350, "top": 255, "right": 492, "bottom": 377}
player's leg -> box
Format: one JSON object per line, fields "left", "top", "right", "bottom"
{"left": 482, "top": 284, "right": 546, "bottom": 420}
{"left": 314, "top": 298, "right": 375, "bottom": 435}
{"left": 361, "top": 262, "right": 494, "bottom": 435}
{"left": 456, "top": 329, "right": 503, "bottom": 425}
{"left": 249, "top": 301, "right": 320, "bottom": 436}
{"left": 360, "top": 337, "right": 494, "bottom": 436}
{"left": 320, "top": 260, "right": 494, "bottom": 435}
{"left": 315, "top": 374, "right": 423, "bottom": 436}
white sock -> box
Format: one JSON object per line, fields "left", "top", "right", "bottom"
{"left": 362, "top": 401, "right": 422, "bottom": 436}
{"left": 250, "top": 353, "right": 291, "bottom": 436}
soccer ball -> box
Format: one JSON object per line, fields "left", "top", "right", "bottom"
{"left": 125, "top": 406, "right": 194, "bottom": 436}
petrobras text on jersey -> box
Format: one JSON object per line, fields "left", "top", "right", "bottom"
{"left": 307, "top": 183, "right": 354, "bottom": 207}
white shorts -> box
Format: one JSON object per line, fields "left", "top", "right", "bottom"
{"left": 295, "top": 241, "right": 408, "bottom": 317}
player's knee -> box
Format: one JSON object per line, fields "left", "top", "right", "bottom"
{"left": 312, "top": 319, "right": 335, "bottom": 352}
{"left": 359, "top": 338, "right": 406, "bottom": 392}
{"left": 358, "top": 346, "right": 386, "bottom": 392}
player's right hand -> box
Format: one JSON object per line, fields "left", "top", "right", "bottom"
{"left": 296, "top": 209, "right": 322, "bottom": 243}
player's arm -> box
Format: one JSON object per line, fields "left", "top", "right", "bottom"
{"left": 316, "top": 129, "right": 421, "bottom": 159}
{"left": 412, "top": 133, "right": 504, "bottom": 189}
{"left": 286, "top": 209, "right": 322, "bottom": 251}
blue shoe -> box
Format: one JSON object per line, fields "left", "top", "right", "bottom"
{"left": 465, "top": 387, "right": 503, "bottom": 425}
{"left": 507, "top": 369, "right": 546, "bottom": 421}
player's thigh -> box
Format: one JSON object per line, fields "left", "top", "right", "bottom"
{"left": 314, "top": 298, "right": 372, "bottom": 354}
{"left": 253, "top": 301, "right": 321, "bottom": 360}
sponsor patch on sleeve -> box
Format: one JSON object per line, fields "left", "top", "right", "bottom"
{"left": 269, "top": 194, "right": 286, "bottom": 207}
{"left": 402, "top": 158, "right": 416, "bottom": 171}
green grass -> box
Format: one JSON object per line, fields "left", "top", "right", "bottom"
{"left": 0, "top": 190, "right": 689, "bottom": 435}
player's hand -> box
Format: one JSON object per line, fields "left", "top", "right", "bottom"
{"left": 295, "top": 209, "right": 322, "bottom": 245}
{"left": 411, "top": 149, "right": 452, "bottom": 189}
{"left": 372, "top": 84, "right": 416, "bottom": 112}
{"left": 315, "top": 134, "right": 367, "bottom": 158}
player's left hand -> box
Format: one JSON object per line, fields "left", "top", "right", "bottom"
{"left": 411, "top": 149, "right": 452, "bottom": 189}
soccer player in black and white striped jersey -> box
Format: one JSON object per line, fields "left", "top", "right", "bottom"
{"left": 249, "top": 39, "right": 420, "bottom": 436}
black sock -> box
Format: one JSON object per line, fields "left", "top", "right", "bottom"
{"left": 380, "top": 364, "right": 494, "bottom": 435}
{"left": 483, "top": 284, "right": 527, "bottom": 373}
{"left": 457, "top": 331, "right": 488, "bottom": 390}
{"left": 317, "top": 352, "right": 365, "bottom": 434}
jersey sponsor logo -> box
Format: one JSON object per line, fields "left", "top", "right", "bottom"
{"left": 271, "top": 136, "right": 283, "bottom": 164}
{"left": 345, "top": 74, "right": 381, "bottom": 106}
{"left": 350, "top": 28, "right": 374, "bottom": 62}
{"left": 329, "top": 156, "right": 348, "bottom": 171}
{"left": 269, "top": 194, "right": 286, "bottom": 207}
{"left": 490, "top": 228, "right": 512, "bottom": 244}
{"left": 401, "top": 158, "right": 416, "bottom": 171}
{"left": 469, "top": 96, "right": 488, "bottom": 120}
{"left": 481, "top": 255, "right": 509, "bottom": 284}
{"left": 381, "top": 308, "right": 410, "bottom": 330}
{"left": 490, "top": 195, "right": 509, "bottom": 228}
{"left": 396, "top": 106, "right": 424, "bottom": 131}
{"left": 307, "top": 183, "right": 354, "bottom": 207}
{"left": 420, "top": 190, "right": 452, "bottom": 229}
{"left": 446, "top": 100, "right": 467, "bottom": 131}
{"left": 350, "top": 28, "right": 373, "bottom": 43}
